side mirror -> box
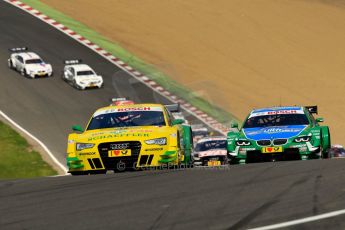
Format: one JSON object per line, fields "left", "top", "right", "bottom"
{"left": 72, "top": 125, "right": 84, "bottom": 132}
{"left": 316, "top": 117, "right": 324, "bottom": 123}
{"left": 172, "top": 119, "right": 184, "bottom": 125}
{"left": 231, "top": 122, "right": 239, "bottom": 128}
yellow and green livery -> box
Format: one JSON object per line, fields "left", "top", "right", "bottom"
{"left": 66, "top": 103, "right": 193, "bottom": 175}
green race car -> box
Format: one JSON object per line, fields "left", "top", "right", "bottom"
{"left": 227, "top": 106, "right": 331, "bottom": 164}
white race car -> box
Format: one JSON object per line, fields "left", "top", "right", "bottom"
{"left": 193, "top": 136, "right": 228, "bottom": 166}
{"left": 8, "top": 47, "right": 53, "bottom": 78}
{"left": 62, "top": 60, "right": 103, "bottom": 90}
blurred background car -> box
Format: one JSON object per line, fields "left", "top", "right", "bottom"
{"left": 193, "top": 136, "right": 228, "bottom": 166}
{"left": 329, "top": 145, "right": 345, "bottom": 158}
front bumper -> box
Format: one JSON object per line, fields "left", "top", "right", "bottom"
{"left": 29, "top": 71, "right": 52, "bottom": 78}
{"left": 67, "top": 141, "right": 180, "bottom": 172}
{"left": 77, "top": 82, "right": 103, "bottom": 90}
{"left": 228, "top": 142, "right": 321, "bottom": 164}
{"left": 194, "top": 155, "right": 227, "bottom": 166}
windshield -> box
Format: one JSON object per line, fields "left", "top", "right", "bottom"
{"left": 195, "top": 140, "right": 226, "bottom": 151}
{"left": 77, "top": 70, "right": 94, "bottom": 76}
{"left": 243, "top": 114, "right": 309, "bottom": 128}
{"left": 87, "top": 111, "right": 166, "bottom": 130}
{"left": 25, "top": 59, "right": 43, "bottom": 64}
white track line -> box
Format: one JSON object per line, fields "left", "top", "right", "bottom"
{"left": 0, "top": 110, "right": 68, "bottom": 174}
{"left": 248, "top": 208, "right": 345, "bottom": 230}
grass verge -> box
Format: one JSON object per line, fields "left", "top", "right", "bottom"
{"left": 0, "top": 121, "right": 57, "bottom": 179}
{"left": 19, "top": 0, "right": 238, "bottom": 125}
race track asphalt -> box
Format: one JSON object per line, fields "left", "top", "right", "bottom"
{"left": 1, "top": 2, "right": 345, "bottom": 230}
{"left": 1, "top": 159, "right": 345, "bottom": 229}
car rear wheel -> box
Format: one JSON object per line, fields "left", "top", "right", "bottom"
{"left": 62, "top": 73, "right": 67, "bottom": 82}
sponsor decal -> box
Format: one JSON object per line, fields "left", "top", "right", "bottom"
{"left": 93, "top": 106, "right": 163, "bottom": 117}
{"left": 263, "top": 128, "right": 302, "bottom": 134}
{"left": 243, "top": 125, "right": 307, "bottom": 141}
{"left": 88, "top": 133, "right": 150, "bottom": 141}
{"left": 262, "top": 146, "right": 283, "bottom": 153}
{"left": 78, "top": 152, "right": 96, "bottom": 156}
{"left": 250, "top": 109, "right": 304, "bottom": 118}
{"left": 145, "top": 148, "right": 163, "bottom": 151}
{"left": 117, "top": 107, "right": 151, "bottom": 112}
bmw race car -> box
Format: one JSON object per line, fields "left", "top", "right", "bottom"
{"left": 62, "top": 60, "right": 103, "bottom": 90}
{"left": 8, "top": 47, "right": 53, "bottom": 78}
{"left": 193, "top": 136, "right": 227, "bottom": 166}
{"left": 227, "top": 106, "right": 331, "bottom": 164}
{"left": 66, "top": 103, "right": 193, "bottom": 175}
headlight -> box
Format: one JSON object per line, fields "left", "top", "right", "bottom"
{"left": 145, "top": 137, "right": 167, "bottom": 145}
{"left": 235, "top": 140, "right": 251, "bottom": 146}
{"left": 76, "top": 143, "right": 95, "bottom": 151}
{"left": 79, "top": 81, "right": 86, "bottom": 84}
{"left": 294, "top": 136, "right": 311, "bottom": 143}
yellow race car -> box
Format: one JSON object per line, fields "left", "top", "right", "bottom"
{"left": 66, "top": 102, "right": 193, "bottom": 175}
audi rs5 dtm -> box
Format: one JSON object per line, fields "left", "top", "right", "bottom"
{"left": 227, "top": 106, "right": 331, "bottom": 164}
{"left": 8, "top": 47, "right": 53, "bottom": 78}
{"left": 66, "top": 103, "right": 193, "bottom": 175}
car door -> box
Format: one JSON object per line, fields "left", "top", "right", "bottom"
{"left": 14, "top": 55, "right": 23, "bottom": 71}
{"left": 65, "top": 67, "right": 74, "bottom": 82}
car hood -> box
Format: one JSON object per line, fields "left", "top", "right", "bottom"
{"left": 197, "top": 149, "right": 227, "bottom": 157}
{"left": 76, "top": 126, "right": 174, "bottom": 142}
{"left": 26, "top": 63, "right": 51, "bottom": 71}
{"left": 243, "top": 125, "right": 308, "bottom": 141}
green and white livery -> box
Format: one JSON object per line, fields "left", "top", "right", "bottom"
{"left": 227, "top": 106, "right": 331, "bottom": 164}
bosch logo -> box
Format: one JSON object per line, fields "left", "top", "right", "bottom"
{"left": 110, "top": 143, "right": 129, "bottom": 150}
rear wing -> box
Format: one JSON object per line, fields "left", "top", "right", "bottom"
{"left": 64, "top": 59, "right": 82, "bottom": 65}
{"left": 165, "top": 103, "right": 180, "bottom": 113}
{"left": 9, "top": 47, "right": 28, "bottom": 52}
{"left": 110, "top": 97, "right": 134, "bottom": 106}
{"left": 305, "top": 106, "right": 318, "bottom": 114}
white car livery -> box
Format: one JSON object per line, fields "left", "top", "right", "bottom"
{"left": 62, "top": 60, "right": 103, "bottom": 90}
{"left": 8, "top": 47, "right": 53, "bottom": 78}
{"left": 193, "top": 136, "right": 228, "bottom": 166}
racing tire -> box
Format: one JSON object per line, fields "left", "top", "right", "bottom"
{"left": 22, "top": 68, "right": 31, "bottom": 78}
{"left": 62, "top": 73, "right": 67, "bottom": 82}
{"left": 73, "top": 80, "right": 80, "bottom": 90}
{"left": 8, "top": 60, "right": 14, "bottom": 70}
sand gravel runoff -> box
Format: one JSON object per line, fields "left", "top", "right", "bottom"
{"left": 42, "top": 0, "right": 345, "bottom": 144}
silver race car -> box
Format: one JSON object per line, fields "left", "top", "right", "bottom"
{"left": 8, "top": 47, "right": 53, "bottom": 78}
{"left": 62, "top": 60, "right": 103, "bottom": 90}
